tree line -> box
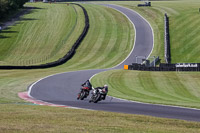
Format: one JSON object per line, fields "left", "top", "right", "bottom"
{"left": 0, "top": 0, "right": 28, "bottom": 19}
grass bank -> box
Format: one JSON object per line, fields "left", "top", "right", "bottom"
{"left": 0, "top": 3, "right": 134, "bottom": 102}
{"left": 64, "top": 4, "right": 134, "bottom": 69}
{"left": 0, "top": 3, "right": 84, "bottom": 65}
{"left": 91, "top": 70, "right": 200, "bottom": 109}
{"left": 104, "top": 0, "right": 200, "bottom": 63}
{"left": 0, "top": 104, "right": 200, "bottom": 132}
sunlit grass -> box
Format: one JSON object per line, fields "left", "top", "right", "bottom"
{"left": 103, "top": 0, "right": 200, "bottom": 63}
{"left": 0, "top": 104, "right": 200, "bottom": 132}
{"left": 0, "top": 3, "right": 134, "bottom": 103}
{"left": 0, "top": 3, "right": 84, "bottom": 65}
{"left": 92, "top": 70, "right": 200, "bottom": 108}
{"left": 1, "top": 1, "right": 200, "bottom": 132}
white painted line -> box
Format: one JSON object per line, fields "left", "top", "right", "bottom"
{"left": 108, "top": 96, "right": 200, "bottom": 111}
{"left": 28, "top": 69, "right": 104, "bottom": 99}
{"left": 107, "top": 5, "right": 137, "bottom": 69}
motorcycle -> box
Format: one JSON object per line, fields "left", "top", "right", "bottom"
{"left": 77, "top": 86, "right": 91, "bottom": 100}
{"left": 89, "top": 87, "right": 107, "bottom": 103}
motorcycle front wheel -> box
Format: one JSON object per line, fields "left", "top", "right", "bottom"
{"left": 93, "top": 93, "right": 101, "bottom": 103}
{"left": 80, "top": 91, "right": 86, "bottom": 100}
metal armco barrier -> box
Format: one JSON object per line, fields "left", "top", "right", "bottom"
{"left": 125, "top": 14, "right": 200, "bottom": 72}
{"left": 0, "top": 3, "right": 89, "bottom": 69}
{"left": 127, "top": 63, "right": 200, "bottom": 71}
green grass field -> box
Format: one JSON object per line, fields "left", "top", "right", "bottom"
{"left": 1, "top": 104, "right": 200, "bottom": 132}
{"left": 65, "top": 4, "right": 134, "bottom": 69}
{"left": 105, "top": 0, "right": 200, "bottom": 63}
{"left": 1, "top": 1, "right": 200, "bottom": 132}
{"left": 91, "top": 70, "right": 200, "bottom": 108}
{"left": 0, "top": 2, "right": 134, "bottom": 102}
{"left": 0, "top": 3, "right": 84, "bottom": 65}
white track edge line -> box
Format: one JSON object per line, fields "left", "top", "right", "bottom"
{"left": 108, "top": 5, "right": 137, "bottom": 69}
{"left": 109, "top": 4, "right": 154, "bottom": 60}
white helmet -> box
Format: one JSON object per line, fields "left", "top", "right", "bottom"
{"left": 104, "top": 84, "right": 108, "bottom": 88}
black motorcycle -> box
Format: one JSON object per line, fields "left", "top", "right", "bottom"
{"left": 89, "top": 88, "right": 107, "bottom": 103}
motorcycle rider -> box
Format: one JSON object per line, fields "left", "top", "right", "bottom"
{"left": 77, "top": 80, "right": 92, "bottom": 100}
{"left": 101, "top": 84, "right": 108, "bottom": 100}
{"left": 90, "top": 84, "right": 108, "bottom": 101}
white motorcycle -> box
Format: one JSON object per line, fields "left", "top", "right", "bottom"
{"left": 89, "top": 87, "right": 107, "bottom": 103}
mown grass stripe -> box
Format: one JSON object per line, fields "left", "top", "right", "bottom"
{"left": 63, "top": 4, "right": 134, "bottom": 70}
{"left": 162, "top": 73, "right": 198, "bottom": 102}
{"left": 65, "top": 5, "right": 105, "bottom": 69}
{"left": 91, "top": 70, "right": 200, "bottom": 108}
{"left": 137, "top": 72, "right": 175, "bottom": 102}
{"left": 151, "top": 72, "right": 189, "bottom": 102}
{"left": 0, "top": 4, "right": 81, "bottom": 65}
{"left": 86, "top": 6, "right": 117, "bottom": 68}
{"left": 81, "top": 6, "right": 109, "bottom": 68}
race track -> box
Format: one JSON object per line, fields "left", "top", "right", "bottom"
{"left": 28, "top": 4, "right": 200, "bottom": 122}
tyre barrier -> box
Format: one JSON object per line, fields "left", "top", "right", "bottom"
{"left": 0, "top": 3, "right": 89, "bottom": 70}
{"left": 164, "top": 13, "right": 171, "bottom": 64}
{"left": 127, "top": 63, "right": 200, "bottom": 71}
{"left": 138, "top": 2, "right": 151, "bottom": 7}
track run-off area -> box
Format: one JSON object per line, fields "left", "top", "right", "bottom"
{"left": 24, "top": 4, "right": 200, "bottom": 122}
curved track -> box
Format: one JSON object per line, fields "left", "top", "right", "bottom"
{"left": 28, "top": 4, "right": 200, "bottom": 122}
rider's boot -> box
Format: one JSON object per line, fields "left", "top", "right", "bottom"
{"left": 102, "top": 95, "right": 106, "bottom": 100}
{"left": 77, "top": 93, "right": 80, "bottom": 100}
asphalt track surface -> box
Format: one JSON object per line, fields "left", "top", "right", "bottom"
{"left": 29, "top": 4, "right": 200, "bottom": 122}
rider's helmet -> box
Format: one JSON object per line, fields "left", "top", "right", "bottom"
{"left": 103, "top": 84, "right": 108, "bottom": 92}
{"left": 104, "top": 84, "right": 108, "bottom": 88}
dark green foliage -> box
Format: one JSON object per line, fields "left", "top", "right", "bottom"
{"left": 0, "top": 0, "right": 28, "bottom": 19}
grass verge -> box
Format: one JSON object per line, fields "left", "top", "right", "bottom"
{"left": 91, "top": 69, "right": 200, "bottom": 109}
{"left": 103, "top": 0, "right": 200, "bottom": 63}
{"left": 0, "top": 104, "right": 200, "bottom": 132}
{"left": 0, "top": 3, "right": 84, "bottom": 65}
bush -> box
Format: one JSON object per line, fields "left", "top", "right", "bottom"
{"left": 0, "top": 0, "right": 28, "bottom": 19}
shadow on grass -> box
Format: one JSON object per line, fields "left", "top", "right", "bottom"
{"left": 0, "top": 6, "right": 44, "bottom": 39}
{"left": 0, "top": 29, "right": 18, "bottom": 39}
{"left": 20, "top": 18, "right": 38, "bottom": 21}
{"left": 0, "top": 31, "right": 18, "bottom": 33}
{"left": 13, "top": 7, "right": 42, "bottom": 22}
{"left": 0, "top": 35, "right": 11, "bottom": 39}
